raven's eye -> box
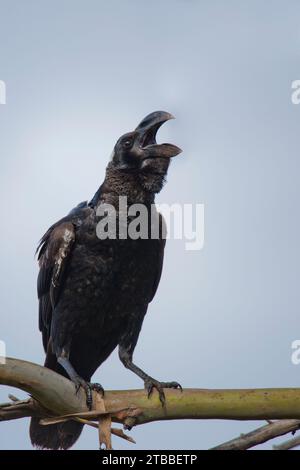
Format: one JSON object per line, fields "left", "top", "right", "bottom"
{"left": 123, "top": 139, "right": 133, "bottom": 149}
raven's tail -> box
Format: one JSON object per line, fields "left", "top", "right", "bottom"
{"left": 29, "top": 417, "right": 84, "bottom": 450}
{"left": 29, "top": 353, "right": 84, "bottom": 450}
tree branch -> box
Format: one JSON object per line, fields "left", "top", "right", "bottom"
{"left": 211, "top": 420, "right": 300, "bottom": 450}
{"left": 273, "top": 434, "right": 300, "bottom": 450}
{"left": 2, "top": 357, "right": 300, "bottom": 448}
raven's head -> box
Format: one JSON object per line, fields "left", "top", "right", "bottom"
{"left": 110, "top": 111, "right": 181, "bottom": 193}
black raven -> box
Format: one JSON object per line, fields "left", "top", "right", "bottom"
{"left": 30, "top": 111, "right": 182, "bottom": 449}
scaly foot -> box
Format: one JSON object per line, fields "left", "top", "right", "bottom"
{"left": 73, "top": 376, "right": 104, "bottom": 409}
{"left": 144, "top": 378, "right": 182, "bottom": 406}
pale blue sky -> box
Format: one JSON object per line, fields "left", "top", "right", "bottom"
{"left": 1, "top": 0, "right": 300, "bottom": 449}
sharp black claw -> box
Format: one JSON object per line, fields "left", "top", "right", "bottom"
{"left": 145, "top": 380, "right": 154, "bottom": 398}
{"left": 158, "top": 389, "right": 166, "bottom": 406}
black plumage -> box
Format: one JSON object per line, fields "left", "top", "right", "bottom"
{"left": 30, "top": 111, "right": 182, "bottom": 449}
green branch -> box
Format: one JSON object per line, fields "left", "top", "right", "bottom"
{"left": 1, "top": 357, "right": 300, "bottom": 448}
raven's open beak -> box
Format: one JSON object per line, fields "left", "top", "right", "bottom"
{"left": 135, "top": 111, "right": 182, "bottom": 159}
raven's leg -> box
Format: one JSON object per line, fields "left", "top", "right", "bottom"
{"left": 119, "top": 341, "right": 182, "bottom": 407}
{"left": 57, "top": 352, "right": 104, "bottom": 409}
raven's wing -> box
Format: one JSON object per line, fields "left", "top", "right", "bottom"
{"left": 37, "top": 220, "right": 76, "bottom": 352}
{"left": 37, "top": 201, "right": 90, "bottom": 352}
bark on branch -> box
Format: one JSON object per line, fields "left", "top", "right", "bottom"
{"left": 1, "top": 357, "right": 300, "bottom": 448}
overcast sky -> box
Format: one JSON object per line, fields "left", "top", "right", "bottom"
{"left": 1, "top": 0, "right": 300, "bottom": 450}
